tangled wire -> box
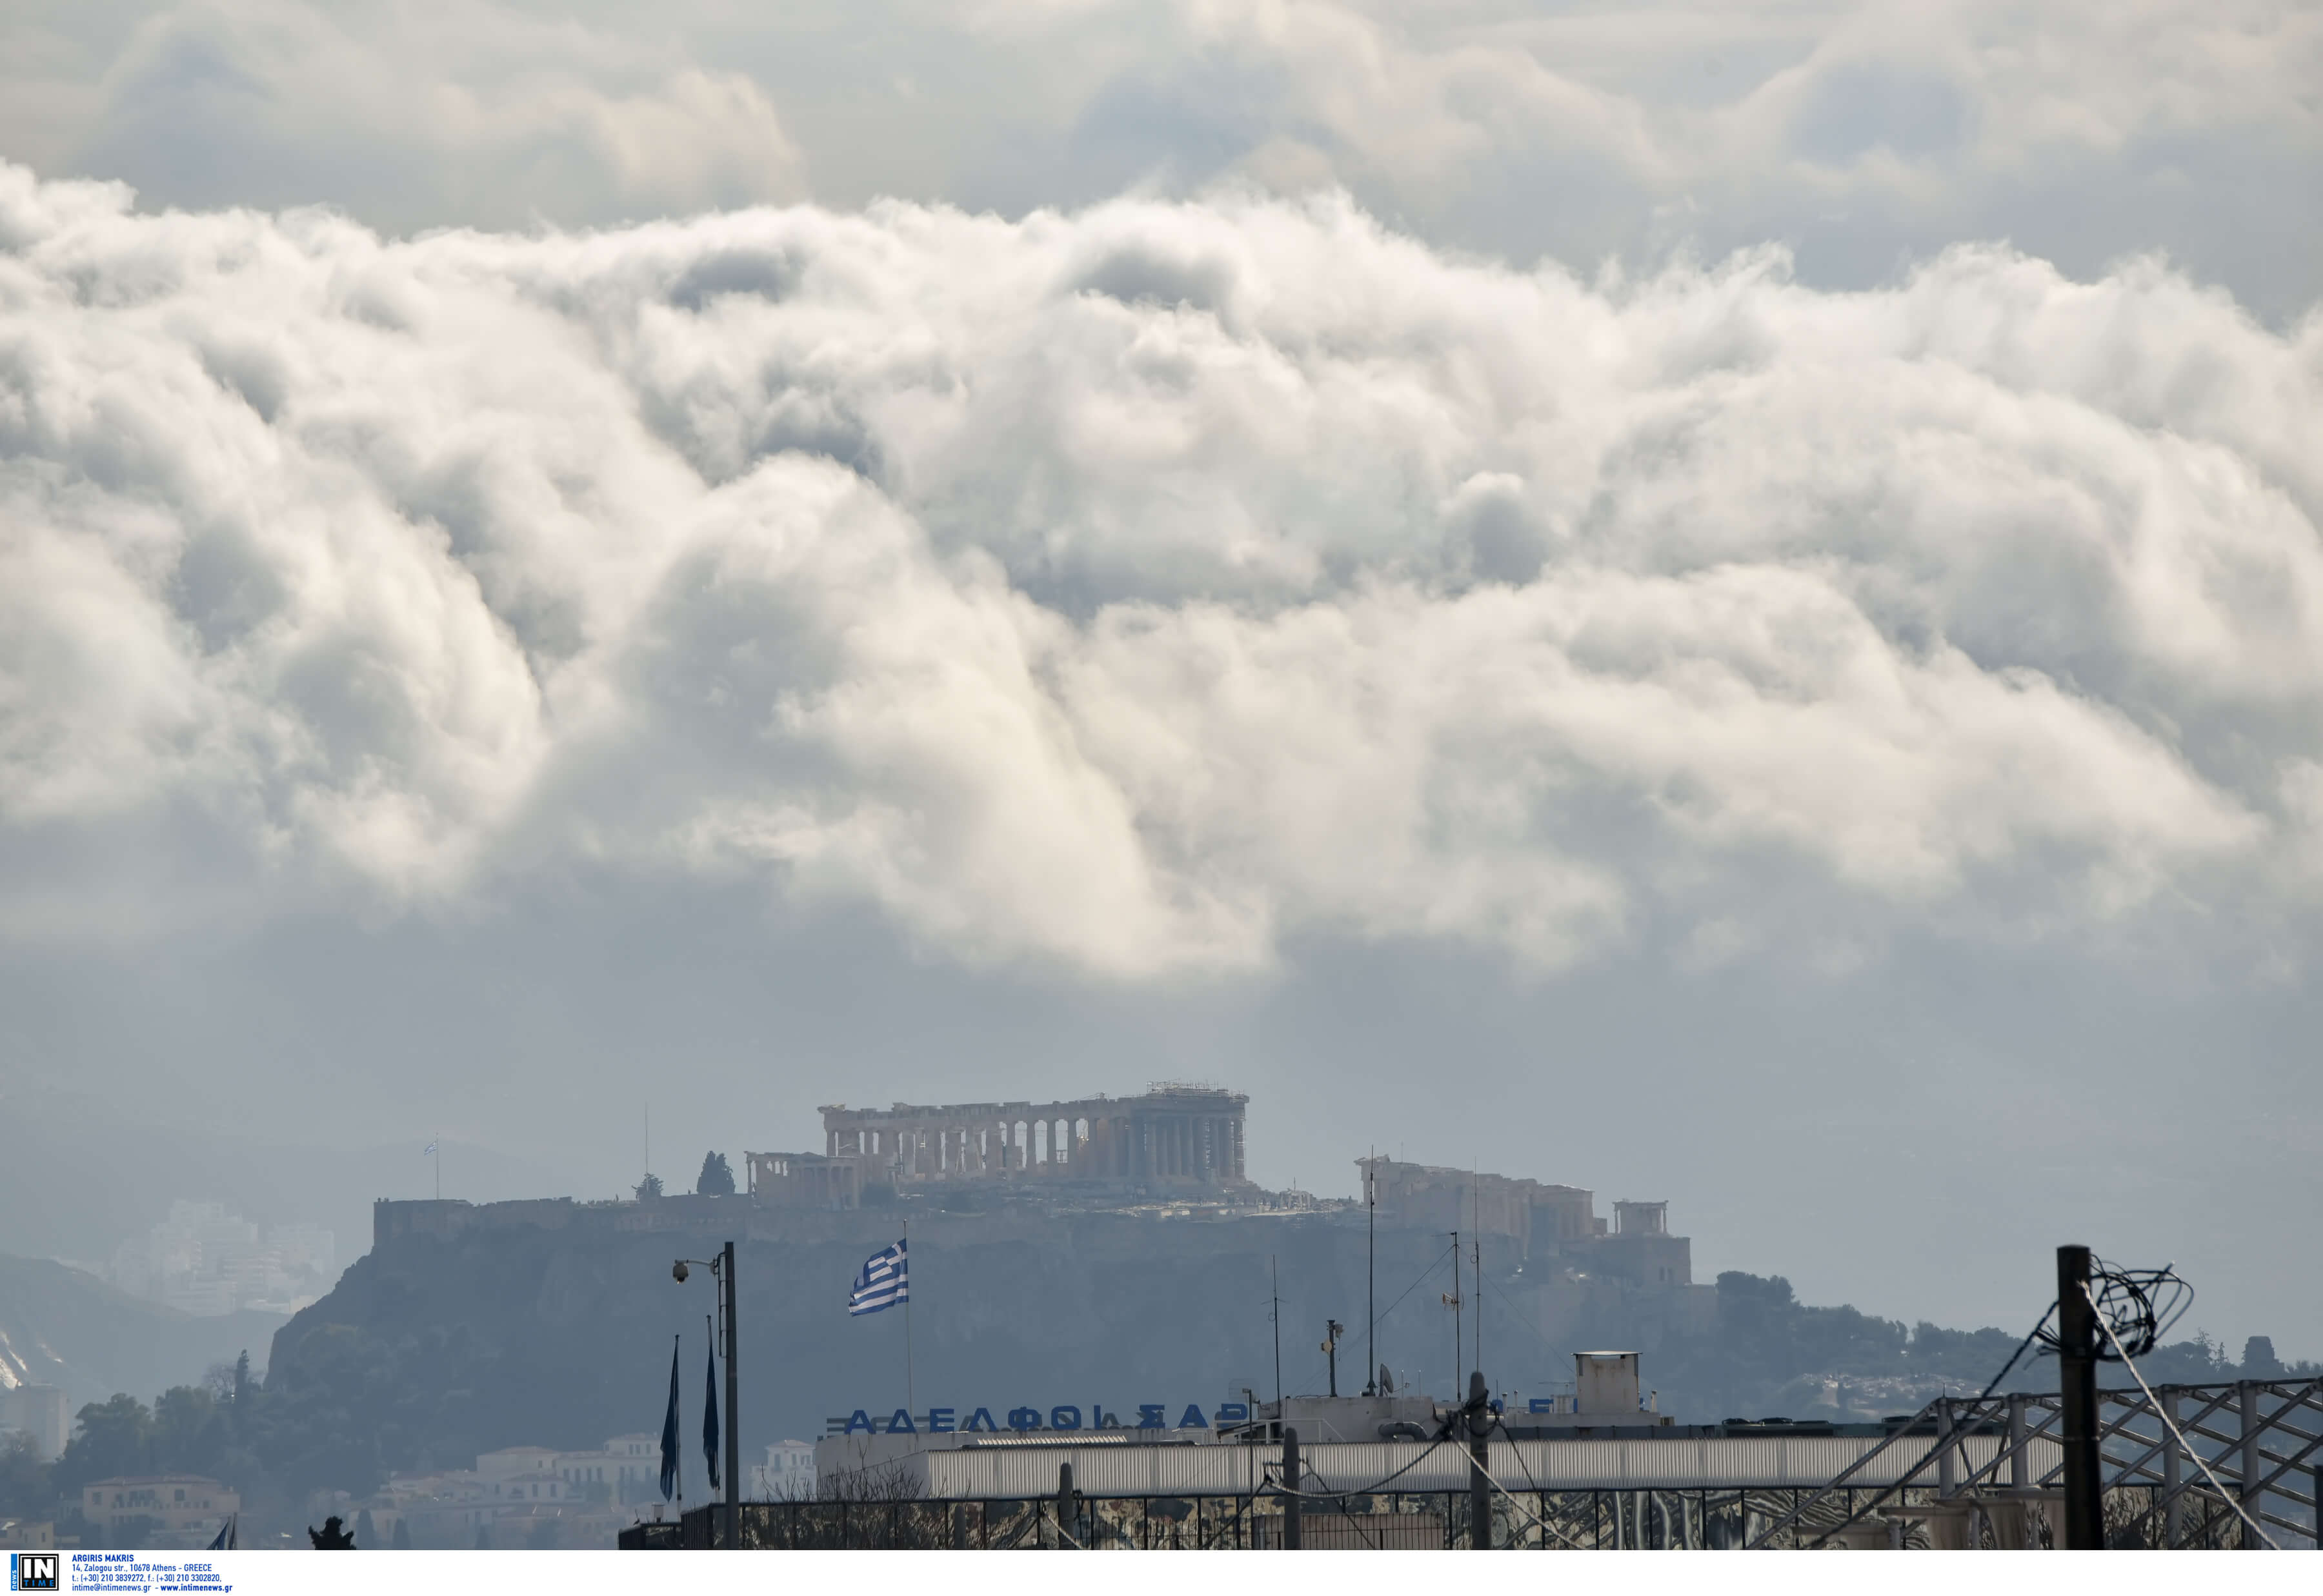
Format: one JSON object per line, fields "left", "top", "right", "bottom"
{"left": 2035, "top": 1257, "right": 2194, "bottom": 1361}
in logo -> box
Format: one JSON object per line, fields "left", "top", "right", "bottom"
{"left": 10, "top": 1552, "right": 59, "bottom": 1593}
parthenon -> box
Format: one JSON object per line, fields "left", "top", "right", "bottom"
{"left": 818, "top": 1084, "right": 1249, "bottom": 1194}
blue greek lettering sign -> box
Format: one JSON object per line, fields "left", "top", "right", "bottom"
{"left": 828, "top": 1399, "right": 1254, "bottom": 1437}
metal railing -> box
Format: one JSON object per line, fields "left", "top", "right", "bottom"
{"left": 614, "top": 1379, "right": 2320, "bottom": 1551}
{"left": 616, "top": 1483, "right": 2058, "bottom": 1549}
{"left": 1748, "top": 1377, "right": 2322, "bottom": 1550}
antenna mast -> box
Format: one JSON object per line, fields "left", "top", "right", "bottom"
{"left": 1271, "top": 1254, "right": 1283, "bottom": 1406}
{"left": 1473, "top": 1171, "right": 1483, "bottom": 1381}
{"left": 1448, "top": 1230, "right": 1461, "bottom": 1400}
{"left": 1365, "top": 1149, "right": 1377, "bottom": 1396}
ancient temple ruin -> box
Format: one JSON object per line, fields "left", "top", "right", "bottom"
{"left": 809, "top": 1083, "right": 1249, "bottom": 1197}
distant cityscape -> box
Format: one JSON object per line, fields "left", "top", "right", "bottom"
{"left": 105, "top": 1201, "right": 338, "bottom": 1319}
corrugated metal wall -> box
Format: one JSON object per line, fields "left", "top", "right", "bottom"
{"left": 906, "top": 1434, "right": 2065, "bottom": 1499}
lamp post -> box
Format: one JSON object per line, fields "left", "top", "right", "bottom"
{"left": 672, "top": 1242, "right": 740, "bottom": 1549}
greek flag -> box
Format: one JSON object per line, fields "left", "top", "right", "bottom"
{"left": 423, "top": 1141, "right": 437, "bottom": 1156}
{"left": 849, "top": 1238, "right": 907, "bottom": 1316}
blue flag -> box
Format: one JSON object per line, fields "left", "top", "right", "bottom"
{"left": 206, "top": 1515, "right": 236, "bottom": 1550}
{"left": 849, "top": 1238, "right": 908, "bottom": 1316}
{"left": 658, "top": 1334, "right": 681, "bottom": 1501}
{"left": 702, "top": 1335, "right": 721, "bottom": 1491}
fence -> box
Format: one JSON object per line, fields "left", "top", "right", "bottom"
{"left": 616, "top": 1377, "right": 2320, "bottom": 1551}
{"left": 1751, "top": 1378, "right": 2323, "bottom": 1550}
{"left": 618, "top": 1484, "right": 2069, "bottom": 1549}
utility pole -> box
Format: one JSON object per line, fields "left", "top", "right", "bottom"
{"left": 721, "top": 1240, "right": 739, "bottom": 1551}
{"left": 1281, "top": 1428, "right": 1302, "bottom": 1550}
{"left": 674, "top": 1244, "right": 743, "bottom": 1548}
{"left": 1466, "top": 1370, "right": 1492, "bottom": 1549}
{"left": 1271, "top": 1255, "right": 1283, "bottom": 1406}
{"left": 1471, "top": 1182, "right": 1483, "bottom": 1385}
{"left": 1323, "top": 1320, "right": 1343, "bottom": 1398}
{"left": 1365, "top": 1150, "right": 1376, "bottom": 1397}
{"left": 2057, "top": 1244, "right": 2102, "bottom": 1550}
{"left": 1447, "top": 1230, "right": 1462, "bottom": 1400}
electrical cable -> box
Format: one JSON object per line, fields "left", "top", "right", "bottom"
{"left": 1483, "top": 1414, "right": 1596, "bottom": 1547}
{"left": 1262, "top": 1437, "right": 1453, "bottom": 1500}
{"left": 1464, "top": 1440, "right": 1589, "bottom": 1548}
{"left": 1780, "top": 1260, "right": 2202, "bottom": 1550}
{"left": 1758, "top": 1301, "right": 2062, "bottom": 1550}
{"left": 1958, "top": 1302, "right": 2057, "bottom": 1407}
{"left": 1373, "top": 1242, "right": 1455, "bottom": 1330}
{"left": 2035, "top": 1260, "right": 2191, "bottom": 1362}
{"left": 1272, "top": 1409, "right": 1587, "bottom": 1548}
{"left": 2081, "top": 1281, "right": 2280, "bottom": 1551}
{"left": 1358, "top": 1241, "right": 1456, "bottom": 1396}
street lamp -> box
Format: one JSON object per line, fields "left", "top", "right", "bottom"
{"left": 672, "top": 1242, "right": 740, "bottom": 1550}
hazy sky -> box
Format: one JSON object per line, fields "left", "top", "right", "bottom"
{"left": 3, "top": 0, "right": 2318, "bottom": 1356}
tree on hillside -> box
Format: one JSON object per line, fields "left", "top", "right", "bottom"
{"left": 0, "top": 1431, "right": 50, "bottom": 1517}
{"left": 635, "top": 1173, "right": 664, "bottom": 1201}
{"left": 696, "top": 1152, "right": 736, "bottom": 1196}
{"left": 152, "top": 1386, "right": 229, "bottom": 1475}
{"left": 55, "top": 1395, "right": 154, "bottom": 1493}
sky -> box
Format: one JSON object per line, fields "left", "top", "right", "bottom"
{"left": 1, "top": 0, "right": 2319, "bottom": 1357}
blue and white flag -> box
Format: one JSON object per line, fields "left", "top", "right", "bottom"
{"left": 849, "top": 1238, "right": 908, "bottom": 1316}
{"left": 423, "top": 1141, "right": 437, "bottom": 1156}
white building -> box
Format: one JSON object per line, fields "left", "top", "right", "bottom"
{"left": 557, "top": 1433, "right": 664, "bottom": 1504}
{"left": 371, "top": 1435, "right": 676, "bottom": 1546}
{"left": 474, "top": 1448, "right": 561, "bottom": 1489}
{"left": 108, "top": 1202, "right": 339, "bottom": 1317}
{"left": 750, "top": 1440, "right": 815, "bottom": 1500}
{"left": 81, "top": 1477, "right": 239, "bottom": 1546}
{"left": 0, "top": 1385, "right": 69, "bottom": 1461}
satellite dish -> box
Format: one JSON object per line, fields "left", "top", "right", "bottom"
{"left": 1379, "top": 1364, "right": 1395, "bottom": 1394}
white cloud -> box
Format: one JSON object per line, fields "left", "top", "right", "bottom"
{"left": 1, "top": 165, "right": 2316, "bottom": 974}
{"left": 3, "top": 1, "right": 2316, "bottom": 314}
{"left": 5, "top": 0, "right": 805, "bottom": 230}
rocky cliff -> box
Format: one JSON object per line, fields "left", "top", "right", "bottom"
{"left": 263, "top": 1197, "right": 1544, "bottom": 1489}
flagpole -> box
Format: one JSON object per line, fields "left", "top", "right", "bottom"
{"left": 902, "top": 1219, "right": 914, "bottom": 1421}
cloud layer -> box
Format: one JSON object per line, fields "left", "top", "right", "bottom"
{"left": 3, "top": 163, "right": 2319, "bottom": 977}
{"left": 5, "top": 1, "right": 2318, "bottom": 319}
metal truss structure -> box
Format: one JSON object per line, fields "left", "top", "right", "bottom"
{"left": 1749, "top": 1378, "right": 2323, "bottom": 1550}
{"left": 618, "top": 1375, "right": 2322, "bottom": 1551}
